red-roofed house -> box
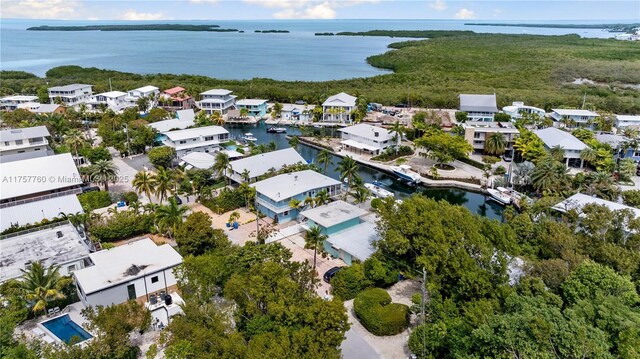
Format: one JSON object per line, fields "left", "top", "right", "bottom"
{"left": 160, "top": 87, "right": 194, "bottom": 111}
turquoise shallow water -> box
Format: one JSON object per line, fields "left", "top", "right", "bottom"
{"left": 0, "top": 19, "right": 617, "bottom": 81}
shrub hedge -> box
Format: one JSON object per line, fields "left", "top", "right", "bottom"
{"left": 78, "top": 191, "right": 112, "bottom": 211}
{"left": 331, "top": 263, "right": 371, "bottom": 300}
{"left": 353, "top": 288, "right": 410, "bottom": 336}
{"left": 90, "top": 211, "right": 154, "bottom": 242}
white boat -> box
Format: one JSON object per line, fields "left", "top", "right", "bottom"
{"left": 267, "top": 127, "right": 287, "bottom": 133}
{"left": 390, "top": 165, "right": 421, "bottom": 183}
{"left": 487, "top": 187, "right": 512, "bottom": 205}
{"left": 242, "top": 133, "right": 258, "bottom": 142}
{"left": 364, "top": 183, "right": 394, "bottom": 199}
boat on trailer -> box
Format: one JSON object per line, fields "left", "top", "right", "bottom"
{"left": 390, "top": 164, "right": 421, "bottom": 183}
{"left": 364, "top": 182, "right": 394, "bottom": 199}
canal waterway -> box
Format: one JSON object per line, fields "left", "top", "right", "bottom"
{"left": 225, "top": 122, "right": 504, "bottom": 220}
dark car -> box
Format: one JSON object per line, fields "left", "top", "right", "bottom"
{"left": 323, "top": 267, "right": 343, "bottom": 283}
{"left": 173, "top": 196, "right": 183, "bottom": 205}
{"left": 81, "top": 185, "right": 100, "bottom": 193}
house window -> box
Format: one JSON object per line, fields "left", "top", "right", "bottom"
{"left": 151, "top": 276, "right": 159, "bottom": 283}
{"left": 127, "top": 284, "right": 137, "bottom": 300}
{"left": 15, "top": 140, "right": 23, "bottom": 145}
{"left": 284, "top": 211, "right": 289, "bottom": 216}
{"left": 67, "top": 264, "right": 77, "bottom": 273}
{"left": 204, "top": 136, "right": 213, "bottom": 141}
{"left": 474, "top": 133, "right": 481, "bottom": 139}
{"left": 35, "top": 148, "right": 41, "bottom": 151}
{"left": 3, "top": 142, "right": 8, "bottom": 146}
{"left": 179, "top": 140, "right": 186, "bottom": 144}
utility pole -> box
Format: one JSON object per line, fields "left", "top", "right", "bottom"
{"left": 109, "top": 77, "right": 113, "bottom": 92}
{"left": 421, "top": 267, "right": 427, "bottom": 356}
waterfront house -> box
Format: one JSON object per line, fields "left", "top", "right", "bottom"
{"left": 550, "top": 109, "right": 599, "bottom": 129}
{"left": 323, "top": 92, "right": 357, "bottom": 123}
{"left": 89, "top": 91, "right": 130, "bottom": 112}
{"left": 0, "top": 221, "right": 91, "bottom": 284}
{"left": 595, "top": 133, "right": 639, "bottom": 161}
{"left": 300, "top": 200, "right": 377, "bottom": 265}
{"left": 0, "top": 153, "right": 83, "bottom": 231}
{"left": 251, "top": 170, "right": 342, "bottom": 223}
{"left": 160, "top": 87, "right": 194, "bottom": 111}
{"left": 73, "top": 238, "right": 182, "bottom": 310}
{"left": 126, "top": 85, "right": 160, "bottom": 111}
{"left": 338, "top": 124, "right": 395, "bottom": 156}
{"left": 47, "top": 84, "right": 93, "bottom": 108}
{"left": 459, "top": 94, "right": 499, "bottom": 122}
{"left": 553, "top": 193, "right": 640, "bottom": 224}
{"left": 282, "top": 103, "right": 315, "bottom": 122}
{"left": 17, "top": 103, "right": 65, "bottom": 115}
{"left": 198, "top": 89, "right": 236, "bottom": 115}
{"left": 161, "top": 125, "right": 229, "bottom": 157}
{"left": 236, "top": 99, "right": 268, "bottom": 118}
{"left": 615, "top": 115, "right": 640, "bottom": 128}
{"left": 463, "top": 121, "right": 519, "bottom": 156}
{"left": 534, "top": 127, "right": 587, "bottom": 167}
{"left": 0, "top": 126, "right": 54, "bottom": 163}
{"left": 149, "top": 109, "right": 195, "bottom": 133}
{"left": 0, "top": 95, "right": 39, "bottom": 111}
{"left": 502, "top": 101, "right": 546, "bottom": 120}
{"left": 228, "top": 148, "right": 306, "bottom": 183}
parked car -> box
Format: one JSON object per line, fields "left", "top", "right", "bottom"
{"left": 323, "top": 267, "right": 343, "bottom": 283}
{"left": 81, "top": 185, "right": 100, "bottom": 193}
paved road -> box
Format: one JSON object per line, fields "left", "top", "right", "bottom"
{"left": 341, "top": 327, "right": 380, "bottom": 359}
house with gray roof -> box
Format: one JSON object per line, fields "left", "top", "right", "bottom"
{"left": 323, "top": 92, "right": 357, "bottom": 123}
{"left": 48, "top": 84, "right": 93, "bottom": 108}
{"left": 0, "top": 95, "right": 39, "bottom": 111}
{"left": 161, "top": 125, "right": 229, "bottom": 157}
{"left": 0, "top": 126, "right": 53, "bottom": 163}
{"left": 339, "top": 124, "right": 395, "bottom": 155}
{"left": 534, "top": 127, "right": 588, "bottom": 167}
{"left": 550, "top": 109, "right": 599, "bottom": 129}
{"left": 459, "top": 94, "right": 499, "bottom": 121}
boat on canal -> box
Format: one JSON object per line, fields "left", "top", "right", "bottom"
{"left": 390, "top": 164, "right": 422, "bottom": 183}
{"left": 266, "top": 127, "right": 287, "bottom": 133}
{"left": 487, "top": 187, "right": 512, "bottom": 205}
{"left": 242, "top": 132, "right": 258, "bottom": 142}
{"left": 364, "top": 182, "right": 394, "bottom": 199}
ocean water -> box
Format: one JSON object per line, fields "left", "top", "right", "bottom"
{"left": 0, "top": 19, "right": 618, "bottom": 81}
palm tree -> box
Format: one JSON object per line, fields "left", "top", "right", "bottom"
{"left": 314, "top": 189, "right": 330, "bottom": 207}
{"left": 389, "top": 121, "right": 404, "bottom": 153}
{"left": 132, "top": 171, "right": 157, "bottom": 203}
{"left": 64, "top": 129, "right": 86, "bottom": 162}
{"left": 484, "top": 132, "right": 507, "bottom": 156}
{"left": 303, "top": 196, "right": 315, "bottom": 209}
{"left": 289, "top": 198, "right": 302, "bottom": 209}
{"left": 549, "top": 145, "right": 566, "bottom": 163}
{"left": 622, "top": 127, "right": 639, "bottom": 139}
{"left": 241, "top": 169, "right": 251, "bottom": 182}
{"left": 531, "top": 156, "right": 570, "bottom": 195}
{"left": 316, "top": 149, "right": 333, "bottom": 174}
{"left": 155, "top": 198, "right": 188, "bottom": 239}
{"left": 213, "top": 151, "right": 231, "bottom": 182}
{"left": 228, "top": 211, "right": 241, "bottom": 224}
{"left": 580, "top": 147, "right": 597, "bottom": 169}
{"left": 143, "top": 203, "right": 159, "bottom": 215}
{"left": 40, "top": 113, "right": 67, "bottom": 143}
{"left": 16, "top": 263, "right": 70, "bottom": 314}
{"left": 271, "top": 102, "right": 283, "bottom": 119}
{"left": 89, "top": 160, "right": 118, "bottom": 191}
{"left": 154, "top": 167, "right": 173, "bottom": 203}
{"left": 288, "top": 135, "right": 300, "bottom": 150}
{"left": 239, "top": 108, "right": 249, "bottom": 119}
{"left": 211, "top": 111, "right": 225, "bottom": 126}
{"left": 304, "top": 225, "right": 328, "bottom": 271}
{"left": 351, "top": 186, "right": 370, "bottom": 207}
{"left": 337, "top": 156, "right": 359, "bottom": 188}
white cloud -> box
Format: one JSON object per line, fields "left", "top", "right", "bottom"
{"left": 189, "top": 0, "right": 219, "bottom": 4}
{"left": 274, "top": 1, "right": 335, "bottom": 19}
{"left": 0, "top": 0, "right": 80, "bottom": 19}
{"left": 244, "top": 0, "right": 377, "bottom": 19}
{"left": 121, "top": 10, "right": 166, "bottom": 21}
{"left": 455, "top": 8, "right": 475, "bottom": 19}
{"left": 429, "top": 0, "right": 447, "bottom": 11}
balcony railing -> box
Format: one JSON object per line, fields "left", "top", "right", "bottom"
{"left": 0, "top": 187, "right": 83, "bottom": 209}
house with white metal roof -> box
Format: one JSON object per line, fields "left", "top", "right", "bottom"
{"left": 534, "top": 127, "right": 588, "bottom": 167}
{"left": 0, "top": 126, "right": 54, "bottom": 163}
{"left": 48, "top": 84, "right": 93, "bottom": 108}
{"left": 0, "top": 221, "right": 91, "bottom": 283}
{"left": 73, "top": 238, "right": 182, "bottom": 309}
{"left": 149, "top": 109, "right": 195, "bottom": 133}
{"left": 161, "top": 125, "right": 229, "bottom": 157}
{"left": 502, "top": 101, "right": 546, "bottom": 120}
{"left": 459, "top": 94, "right": 499, "bottom": 121}
{"left": 227, "top": 148, "right": 306, "bottom": 183}
{"left": 89, "top": 91, "right": 130, "bottom": 112}
{"left": 615, "top": 115, "right": 640, "bottom": 128}
{"left": 251, "top": 170, "right": 342, "bottom": 223}
{"left": 198, "top": 89, "right": 236, "bottom": 115}
{"left": 282, "top": 103, "right": 315, "bottom": 122}
{"left": 300, "top": 201, "right": 376, "bottom": 265}
{"left": 126, "top": 85, "right": 160, "bottom": 111}
{"left": 550, "top": 109, "right": 599, "bottom": 129}
{"left": 553, "top": 193, "right": 640, "bottom": 221}
{"left": 0, "top": 95, "right": 39, "bottom": 111}
{"left": 17, "top": 103, "right": 64, "bottom": 114}
{"left": 339, "top": 124, "right": 395, "bottom": 155}
{"left": 236, "top": 99, "right": 268, "bottom": 118}
{"left": 323, "top": 92, "right": 357, "bottom": 123}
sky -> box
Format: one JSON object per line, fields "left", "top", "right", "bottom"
{"left": 1, "top": 0, "right": 639, "bottom": 21}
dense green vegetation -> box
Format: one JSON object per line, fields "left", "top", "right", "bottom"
{"left": 26, "top": 24, "right": 235, "bottom": 32}
{"left": 354, "top": 288, "right": 410, "bottom": 336}
{"left": 254, "top": 30, "right": 289, "bottom": 33}
{"left": 1, "top": 32, "right": 637, "bottom": 114}
{"left": 335, "top": 30, "right": 475, "bottom": 38}
{"left": 77, "top": 190, "right": 112, "bottom": 211}
{"left": 465, "top": 22, "right": 640, "bottom": 32}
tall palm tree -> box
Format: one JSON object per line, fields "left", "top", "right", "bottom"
{"left": 155, "top": 198, "right": 188, "bottom": 239}
{"left": 314, "top": 189, "right": 330, "bottom": 207}
{"left": 303, "top": 196, "right": 315, "bottom": 209}
{"left": 289, "top": 198, "right": 302, "bottom": 209}
{"left": 213, "top": 151, "right": 231, "bottom": 183}
{"left": 317, "top": 149, "right": 333, "bottom": 174}
{"left": 154, "top": 167, "right": 173, "bottom": 203}
{"left": 549, "top": 145, "right": 566, "bottom": 163}
{"left": 40, "top": 113, "right": 67, "bottom": 143}
{"left": 16, "top": 263, "right": 70, "bottom": 314}
{"left": 132, "top": 171, "right": 157, "bottom": 203}
{"left": 531, "top": 156, "right": 570, "bottom": 195}
{"left": 580, "top": 147, "right": 597, "bottom": 169}
{"left": 241, "top": 169, "right": 251, "bottom": 182}
{"left": 337, "top": 156, "right": 359, "bottom": 188}
{"left": 351, "top": 186, "right": 370, "bottom": 207}
{"left": 304, "top": 225, "right": 328, "bottom": 271}
{"left": 64, "top": 129, "right": 86, "bottom": 162}
{"left": 89, "top": 160, "right": 118, "bottom": 191}
{"left": 288, "top": 135, "right": 300, "bottom": 150}
{"left": 389, "top": 121, "right": 404, "bottom": 153}
{"left": 211, "top": 111, "right": 225, "bottom": 126}
{"left": 484, "top": 132, "right": 507, "bottom": 156}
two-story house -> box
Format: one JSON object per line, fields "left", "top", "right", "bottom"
{"left": 459, "top": 94, "right": 499, "bottom": 122}
{"left": 550, "top": 109, "right": 599, "bottom": 129}
{"left": 89, "top": 91, "right": 130, "bottom": 112}
{"left": 161, "top": 125, "right": 230, "bottom": 157}
{"left": 160, "top": 87, "right": 195, "bottom": 111}
{"left": 323, "top": 92, "right": 357, "bottom": 123}
{"left": 534, "top": 127, "right": 588, "bottom": 168}
{"left": 198, "top": 89, "right": 236, "bottom": 115}
{"left": 463, "top": 121, "right": 520, "bottom": 156}
{"left": 251, "top": 170, "right": 343, "bottom": 223}
{"left": 235, "top": 99, "right": 268, "bottom": 118}
{"left": 0, "top": 126, "right": 54, "bottom": 163}
{"left": 615, "top": 115, "right": 640, "bottom": 129}
{"left": 502, "top": 101, "right": 546, "bottom": 120}
{"left": 0, "top": 95, "right": 39, "bottom": 111}
{"left": 126, "top": 85, "right": 160, "bottom": 111}
{"left": 48, "top": 84, "right": 93, "bottom": 108}
{"left": 339, "top": 124, "right": 395, "bottom": 156}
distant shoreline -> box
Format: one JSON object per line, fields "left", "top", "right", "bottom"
{"left": 26, "top": 24, "right": 241, "bottom": 32}
{"left": 465, "top": 22, "right": 639, "bottom": 32}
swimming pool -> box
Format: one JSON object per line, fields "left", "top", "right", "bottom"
{"left": 40, "top": 314, "right": 92, "bottom": 344}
